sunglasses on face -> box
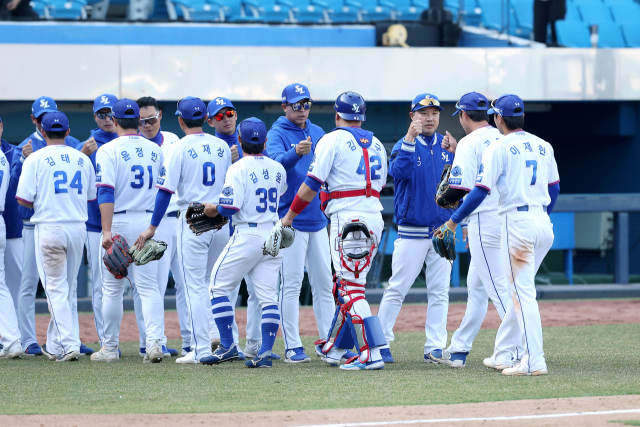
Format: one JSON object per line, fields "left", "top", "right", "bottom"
{"left": 96, "top": 112, "right": 113, "bottom": 120}
{"left": 214, "top": 110, "right": 236, "bottom": 121}
{"left": 139, "top": 112, "right": 160, "bottom": 126}
{"left": 287, "top": 101, "right": 312, "bottom": 111}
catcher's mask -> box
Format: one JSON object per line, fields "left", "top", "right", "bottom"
{"left": 336, "top": 219, "right": 377, "bottom": 279}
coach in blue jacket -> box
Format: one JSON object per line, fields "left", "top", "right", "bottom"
{"left": 377, "top": 93, "right": 457, "bottom": 363}
{"left": 267, "top": 83, "right": 334, "bottom": 363}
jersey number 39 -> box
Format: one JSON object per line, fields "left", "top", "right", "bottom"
{"left": 256, "top": 187, "right": 277, "bottom": 212}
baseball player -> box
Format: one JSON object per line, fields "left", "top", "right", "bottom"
{"left": 202, "top": 117, "right": 287, "bottom": 368}
{"left": 136, "top": 97, "right": 232, "bottom": 364}
{"left": 281, "top": 92, "right": 387, "bottom": 371}
{"left": 76, "top": 94, "right": 119, "bottom": 351}
{"left": 0, "top": 124, "right": 23, "bottom": 359}
{"left": 266, "top": 83, "right": 334, "bottom": 363}
{"left": 206, "top": 97, "right": 241, "bottom": 163}
{"left": 16, "top": 111, "right": 96, "bottom": 362}
{"left": 91, "top": 99, "right": 165, "bottom": 363}
{"left": 431, "top": 92, "right": 523, "bottom": 368}
{"left": 10, "top": 96, "right": 84, "bottom": 357}
{"left": 376, "top": 93, "right": 455, "bottom": 364}
{"left": 135, "top": 96, "right": 183, "bottom": 358}
{"left": 437, "top": 94, "right": 559, "bottom": 376}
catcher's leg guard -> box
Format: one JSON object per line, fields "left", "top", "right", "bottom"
{"left": 363, "top": 316, "right": 386, "bottom": 348}
{"left": 322, "top": 305, "right": 348, "bottom": 354}
{"left": 349, "top": 315, "right": 386, "bottom": 364}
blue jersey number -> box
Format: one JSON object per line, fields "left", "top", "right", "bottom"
{"left": 525, "top": 160, "right": 537, "bottom": 185}
{"left": 356, "top": 155, "right": 382, "bottom": 180}
{"left": 256, "top": 188, "right": 277, "bottom": 213}
{"left": 54, "top": 171, "right": 82, "bottom": 194}
{"left": 131, "top": 165, "right": 154, "bottom": 189}
{"left": 203, "top": 162, "right": 215, "bottom": 186}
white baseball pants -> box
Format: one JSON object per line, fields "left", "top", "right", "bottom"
{"left": 244, "top": 276, "right": 262, "bottom": 345}
{"left": 377, "top": 236, "right": 452, "bottom": 354}
{"left": 5, "top": 237, "right": 23, "bottom": 309}
{"left": 85, "top": 230, "right": 105, "bottom": 344}
{"left": 101, "top": 211, "right": 164, "bottom": 349}
{"left": 448, "top": 211, "right": 524, "bottom": 359}
{"left": 34, "top": 222, "right": 85, "bottom": 355}
{"left": 494, "top": 209, "right": 553, "bottom": 372}
{"left": 0, "top": 218, "right": 21, "bottom": 349}
{"left": 279, "top": 228, "right": 334, "bottom": 350}
{"left": 17, "top": 225, "right": 39, "bottom": 349}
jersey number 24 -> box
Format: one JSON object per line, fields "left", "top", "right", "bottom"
{"left": 54, "top": 171, "right": 82, "bottom": 194}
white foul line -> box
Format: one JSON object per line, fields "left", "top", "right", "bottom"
{"left": 291, "top": 408, "right": 640, "bottom": 427}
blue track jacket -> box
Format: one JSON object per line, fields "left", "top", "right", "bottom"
{"left": 2, "top": 140, "right": 23, "bottom": 239}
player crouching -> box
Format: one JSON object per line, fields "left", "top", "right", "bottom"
{"left": 197, "top": 118, "right": 288, "bottom": 369}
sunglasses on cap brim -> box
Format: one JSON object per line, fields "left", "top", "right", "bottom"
{"left": 417, "top": 98, "right": 440, "bottom": 107}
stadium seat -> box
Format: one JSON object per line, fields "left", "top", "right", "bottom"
{"left": 225, "top": 0, "right": 266, "bottom": 21}
{"left": 478, "top": 0, "right": 504, "bottom": 31}
{"left": 358, "top": 0, "right": 400, "bottom": 21}
{"left": 609, "top": 2, "right": 640, "bottom": 24}
{"left": 169, "top": 0, "right": 225, "bottom": 21}
{"left": 578, "top": 3, "right": 613, "bottom": 25}
{"left": 595, "top": 21, "right": 625, "bottom": 47}
{"left": 29, "top": 0, "right": 51, "bottom": 18}
{"left": 258, "top": 0, "right": 296, "bottom": 22}
{"left": 326, "top": 0, "right": 364, "bottom": 22}
{"left": 565, "top": 1, "right": 581, "bottom": 21}
{"left": 621, "top": 22, "right": 640, "bottom": 47}
{"left": 294, "top": 0, "right": 331, "bottom": 23}
{"left": 511, "top": 0, "right": 533, "bottom": 38}
{"left": 47, "top": 0, "right": 88, "bottom": 19}
{"left": 555, "top": 19, "right": 591, "bottom": 47}
{"left": 446, "top": 0, "right": 482, "bottom": 26}
{"left": 392, "top": 0, "right": 428, "bottom": 20}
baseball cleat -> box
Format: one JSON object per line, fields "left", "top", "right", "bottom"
{"left": 139, "top": 348, "right": 146, "bottom": 357}
{"left": 57, "top": 350, "right": 80, "bottom": 362}
{"left": 163, "top": 345, "right": 178, "bottom": 357}
{"left": 427, "top": 349, "right": 451, "bottom": 364}
{"left": 200, "top": 344, "right": 239, "bottom": 365}
{"left": 424, "top": 354, "right": 438, "bottom": 364}
{"left": 315, "top": 344, "right": 326, "bottom": 361}
{"left": 324, "top": 348, "right": 346, "bottom": 366}
{"left": 340, "top": 359, "right": 384, "bottom": 371}
{"left": 23, "top": 343, "right": 43, "bottom": 356}
{"left": 79, "top": 344, "right": 94, "bottom": 356}
{"left": 245, "top": 353, "right": 272, "bottom": 368}
{"left": 144, "top": 341, "right": 163, "bottom": 363}
{"left": 432, "top": 350, "right": 468, "bottom": 368}
{"left": 181, "top": 347, "right": 191, "bottom": 357}
{"left": 245, "top": 341, "right": 280, "bottom": 360}
{"left": 483, "top": 356, "right": 512, "bottom": 371}
{"left": 91, "top": 346, "right": 120, "bottom": 362}
{"left": 41, "top": 345, "right": 58, "bottom": 361}
{"left": 175, "top": 350, "right": 199, "bottom": 364}
{"left": 380, "top": 348, "right": 394, "bottom": 363}
{"left": 502, "top": 362, "right": 548, "bottom": 376}
{"left": 211, "top": 337, "right": 221, "bottom": 352}
{"left": 285, "top": 347, "right": 311, "bottom": 363}
{"left": 342, "top": 350, "right": 358, "bottom": 361}
{"left": 237, "top": 350, "right": 246, "bottom": 361}
{"left": 0, "top": 341, "right": 23, "bottom": 359}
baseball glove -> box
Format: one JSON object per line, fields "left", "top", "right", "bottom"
{"left": 435, "top": 164, "right": 460, "bottom": 209}
{"left": 432, "top": 223, "right": 457, "bottom": 261}
{"left": 185, "top": 202, "right": 229, "bottom": 236}
{"left": 103, "top": 235, "right": 134, "bottom": 279}
{"left": 263, "top": 220, "right": 296, "bottom": 257}
{"left": 129, "top": 239, "right": 167, "bottom": 266}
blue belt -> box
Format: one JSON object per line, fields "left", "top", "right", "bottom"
{"left": 247, "top": 222, "right": 276, "bottom": 227}
{"left": 167, "top": 210, "right": 179, "bottom": 218}
{"left": 516, "top": 206, "right": 547, "bottom": 212}
{"left": 114, "top": 210, "right": 154, "bottom": 215}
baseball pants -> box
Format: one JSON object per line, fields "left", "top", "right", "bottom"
{"left": 378, "top": 236, "right": 452, "bottom": 354}
{"left": 17, "top": 224, "right": 39, "bottom": 349}
{"left": 494, "top": 208, "right": 553, "bottom": 372}
{"left": 101, "top": 211, "right": 164, "bottom": 349}
{"left": 5, "top": 237, "right": 23, "bottom": 309}
{"left": 244, "top": 276, "right": 262, "bottom": 347}
{"left": 85, "top": 230, "right": 105, "bottom": 344}
{"left": 279, "top": 228, "right": 333, "bottom": 351}
{"left": 0, "top": 219, "right": 21, "bottom": 349}
{"left": 448, "top": 211, "right": 524, "bottom": 359}
{"left": 34, "top": 222, "right": 85, "bottom": 355}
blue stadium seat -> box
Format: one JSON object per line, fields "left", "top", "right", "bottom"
{"left": 446, "top": 0, "right": 482, "bottom": 26}
{"left": 29, "top": 0, "right": 51, "bottom": 18}
{"left": 169, "top": 0, "right": 225, "bottom": 21}
{"left": 609, "top": 2, "right": 640, "bottom": 24}
{"left": 225, "top": 0, "right": 266, "bottom": 21}
{"left": 358, "top": 0, "right": 400, "bottom": 21}
{"left": 47, "top": 0, "right": 87, "bottom": 18}
{"left": 578, "top": 3, "right": 613, "bottom": 25}
{"left": 261, "top": 0, "right": 296, "bottom": 22}
{"left": 596, "top": 21, "right": 625, "bottom": 47}
{"left": 555, "top": 19, "right": 591, "bottom": 47}
{"left": 478, "top": 0, "right": 504, "bottom": 31}
{"left": 326, "top": 0, "right": 364, "bottom": 22}
{"left": 392, "top": 0, "right": 428, "bottom": 20}
{"left": 511, "top": 0, "right": 533, "bottom": 38}
{"left": 565, "top": 1, "right": 581, "bottom": 21}
{"left": 295, "top": 0, "right": 331, "bottom": 22}
{"left": 621, "top": 22, "right": 640, "bottom": 46}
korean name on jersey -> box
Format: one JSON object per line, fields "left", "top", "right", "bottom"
{"left": 157, "top": 133, "right": 231, "bottom": 206}
{"left": 16, "top": 146, "right": 96, "bottom": 223}
{"left": 95, "top": 135, "right": 164, "bottom": 212}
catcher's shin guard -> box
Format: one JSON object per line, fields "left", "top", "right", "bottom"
{"left": 323, "top": 305, "right": 349, "bottom": 353}
{"left": 350, "top": 315, "right": 386, "bottom": 363}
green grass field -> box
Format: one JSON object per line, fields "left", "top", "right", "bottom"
{"left": 1, "top": 323, "right": 639, "bottom": 415}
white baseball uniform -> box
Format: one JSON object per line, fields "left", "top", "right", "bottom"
{"left": 0, "top": 151, "right": 21, "bottom": 351}
{"left": 476, "top": 130, "right": 559, "bottom": 372}
{"left": 16, "top": 145, "right": 95, "bottom": 356}
{"left": 96, "top": 134, "right": 165, "bottom": 351}
{"left": 446, "top": 125, "right": 524, "bottom": 359}
{"left": 158, "top": 131, "right": 232, "bottom": 361}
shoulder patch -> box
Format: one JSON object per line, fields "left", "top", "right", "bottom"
{"left": 451, "top": 165, "right": 461, "bottom": 177}
{"left": 159, "top": 166, "right": 166, "bottom": 177}
{"left": 96, "top": 163, "right": 102, "bottom": 174}
{"left": 478, "top": 163, "right": 484, "bottom": 174}
{"left": 222, "top": 186, "right": 234, "bottom": 197}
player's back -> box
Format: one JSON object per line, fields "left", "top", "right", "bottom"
{"left": 96, "top": 134, "right": 163, "bottom": 213}
{"left": 18, "top": 145, "right": 96, "bottom": 223}
{"left": 159, "top": 132, "right": 231, "bottom": 207}
{"left": 488, "top": 131, "right": 559, "bottom": 214}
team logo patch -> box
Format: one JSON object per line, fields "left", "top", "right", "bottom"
{"left": 156, "top": 178, "right": 165, "bottom": 185}
{"left": 476, "top": 176, "right": 483, "bottom": 183}
{"left": 449, "top": 178, "right": 461, "bottom": 186}
{"left": 222, "top": 186, "right": 234, "bottom": 197}
{"left": 359, "top": 138, "right": 369, "bottom": 145}
{"left": 96, "top": 176, "right": 102, "bottom": 182}
{"left": 451, "top": 165, "right": 461, "bottom": 177}
{"left": 478, "top": 163, "right": 484, "bottom": 174}
{"left": 159, "top": 166, "right": 166, "bottom": 177}
{"left": 219, "top": 197, "right": 233, "bottom": 205}
{"left": 96, "top": 163, "right": 102, "bottom": 174}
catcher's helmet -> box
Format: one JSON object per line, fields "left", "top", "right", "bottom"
{"left": 334, "top": 91, "right": 366, "bottom": 122}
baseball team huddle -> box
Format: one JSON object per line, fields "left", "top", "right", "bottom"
{"left": 0, "top": 84, "right": 560, "bottom": 375}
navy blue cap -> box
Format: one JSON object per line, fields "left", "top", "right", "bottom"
{"left": 32, "top": 96, "right": 57, "bottom": 118}
{"left": 112, "top": 99, "right": 140, "bottom": 119}
{"left": 93, "top": 94, "right": 118, "bottom": 113}
{"left": 207, "top": 97, "right": 235, "bottom": 116}
{"left": 282, "top": 83, "right": 313, "bottom": 104}
{"left": 239, "top": 117, "right": 267, "bottom": 145}
{"left": 453, "top": 92, "right": 489, "bottom": 116}
{"left": 489, "top": 94, "right": 525, "bottom": 117}
{"left": 41, "top": 111, "right": 70, "bottom": 132}
{"left": 176, "top": 97, "right": 207, "bottom": 120}
{"left": 411, "top": 93, "right": 443, "bottom": 112}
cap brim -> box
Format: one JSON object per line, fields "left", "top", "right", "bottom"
{"left": 412, "top": 104, "right": 443, "bottom": 112}
{"left": 452, "top": 108, "right": 462, "bottom": 116}
{"left": 487, "top": 108, "right": 495, "bottom": 115}
{"left": 286, "top": 96, "right": 312, "bottom": 104}
{"left": 34, "top": 108, "right": 56, "bottom": 118}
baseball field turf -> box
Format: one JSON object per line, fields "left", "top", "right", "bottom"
{"left": 1, "top": 322, "right": 639, "bottom": 415}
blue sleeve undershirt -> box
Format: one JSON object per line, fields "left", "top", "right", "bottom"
{"left": 303, "top": 175, "right": 322, "bottom": 192}
{"left": 450, "top": 187, "right": 489, "bottom": 224}
{"left": 97, "top": 187, "right": 114, "bottom": 205}
{"left": 547, "top": 182, "right": 560, "bottom": 214}
{"left": 150, "top": 189, "right": 172, "bottom": 227}
{"left": 217, "top": 205, "right": 237, "bottom": 217}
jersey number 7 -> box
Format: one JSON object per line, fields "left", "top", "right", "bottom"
{"left": 525, "top": 160, "right": 537, "bottom": 185}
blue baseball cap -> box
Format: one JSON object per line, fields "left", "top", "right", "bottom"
{"left": 112, "top": 99, "right": 140, "bottom": 119}
{"left": 411, "top": 93, "right": 443, "bottom": 112}
{"left": 32, "top": 96, "right": 57, "bottom": 118}
{"left": 282, "top": 83, "right": 313, "bottom": 104}
{"left": 41, "top": 111, "right": 70, "bottom": 132}
{"left": 207, "top": 97, "right": 235, "bottom": 116}
{"left": 176, "top": 97, "right": 207, "bottom": 120}
{"left": 239, "top": 117, "right": 267, "bottom": 145}
{"left": 93, "top": 94, "right": 118, "bottom": 113}
{"left": 453, "top": 92, "right": 489, "bottom": 116}
{"left": 488, "top": 94, "right": 525, "bottom": 117}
